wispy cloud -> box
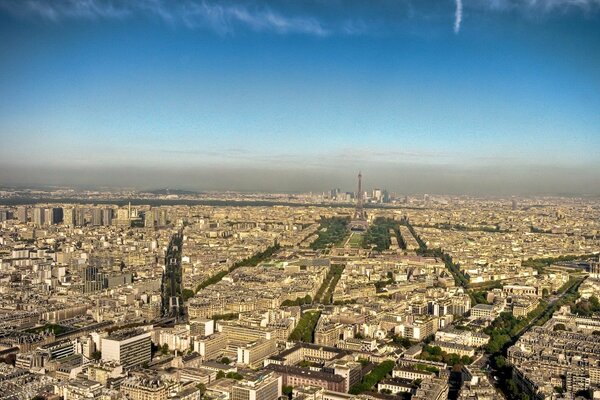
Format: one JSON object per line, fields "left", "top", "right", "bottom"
{"left": 0, "top": 0, "right": 330, "bottom": 36}
{"left": 454, "top": 0, "right": 463, "bottom": 33}
{"left": 1, "top": 0, "right": 599, "bottom": 36}
{"left": 469, "top": 0, "right": 600, "bottom": 12}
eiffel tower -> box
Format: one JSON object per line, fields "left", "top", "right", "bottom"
{"left": 350, "top": 171, "right": 368, "bottom": 231}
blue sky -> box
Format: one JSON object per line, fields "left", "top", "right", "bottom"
{"left": 0, "top": 0, "right": 599, "bottom": 193}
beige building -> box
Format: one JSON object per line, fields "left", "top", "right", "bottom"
{"left": 237, "top": 338, "right": 277, "bottom": 369}
{"left": 120, "top": 376, "right": 168, "bottom": 400}
{"left": 231, "top": 372, "right": 282, "bottom": 400}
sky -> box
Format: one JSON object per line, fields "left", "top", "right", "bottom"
{"left": 0, "top": 0, "right": 599, "bottom": 195}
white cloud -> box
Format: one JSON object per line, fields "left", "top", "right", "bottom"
{"left": 454, "top": 0, "right": 463, "bottom": 33}
{"left": 0, "top": 0, "right": 329, "bottom": 36}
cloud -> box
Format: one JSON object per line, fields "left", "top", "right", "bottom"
{"left": 1, "top": 0, "right": 599, "bottom": 36}
{"left": 468, "top": 0, "right": 600, "bottom": 13}
{"left": 454, "top": 0, "right": 463, "bottom": 33}
{"left": 0, "top": 0, "right": 330, "bottom": 36}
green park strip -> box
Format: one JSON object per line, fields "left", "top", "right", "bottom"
{"left": 194, "top": 243, "right": 280, "bottom": 293}
{"left": 310, "top": 217, "right": 350, "bottom": 250}
{"left": 349, "top": 360, "right": 396, "bottom": 394}
{"left": 288, "top": 311, "right": 322, "bottom": 342}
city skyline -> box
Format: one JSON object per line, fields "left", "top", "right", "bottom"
{"left": 0, "top": 0, "right": 599, "bottom": 194}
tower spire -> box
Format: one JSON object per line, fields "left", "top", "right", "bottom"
{"left": 354, "top": 171, "right": 365, "bottom": 221}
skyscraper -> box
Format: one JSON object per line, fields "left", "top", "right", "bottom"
{"left": 63, "top": 208, "right": 75, "bottom": 226}
{"left": 75, "top": 207, "right": 86, "bottom": 226}
{"left": 91, "top": 208, "right": 102, "bottom": 226}
{"left": 17, "top": 206, "right": 27, "bottom": 223}
{"left": 102, "top": 208, "right": 113, "bottom": 226}
{"left": 83, "top": 265, "right": 105, "bottom": 293}
{"left": 33, "top": 207, "right": 45, "bottom": 227}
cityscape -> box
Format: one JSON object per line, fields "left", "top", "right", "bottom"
{"left": 1, "top": 1, "right": 600, "bottom": 400}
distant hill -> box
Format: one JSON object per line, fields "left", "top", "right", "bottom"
{"left": 144, "top": 189, "right": 201, "bottom": 195}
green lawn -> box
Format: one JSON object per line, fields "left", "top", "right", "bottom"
{"left": 346, "top": 232, "right": 364, "bottom": 248}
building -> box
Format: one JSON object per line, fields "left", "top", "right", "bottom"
{"left": 231, "top": 371, "right": 282, "bottom": 400}
{"left": 470, "top": 304, "right": 496, "bottom": 319}
{"left": 58, "top": 378, "right": 103, "bottom": 400}
{"left": 17, "top": 206, "right": 27, "bottom": 223}
{"left": 83, "top": 265, "right": 105, "bottom": 294}
{"left": 102, "top": 208, "right": 113, "bottom": 226}
{"left": 195, "top": 333, "right": 227, "bottom": 360}
{"left": 120, "top": 376, "right": 168, "bottom": 400}
{"left": 266, "top": 364, "right": 347, "bottom": 393}
{"left": 101, "top": 329, "right": 151, "bottom": 369}
{"left": 33, "top": 207, "right": 45, "bottom": 227}
{"left": 237, "top": 338, "right": 277, "bottom": 369}
{"left": 91, "top": 208, "right": 103, "bottom": 226}
{"left": 63, "top": 208, "right": 75, "bottom": 226}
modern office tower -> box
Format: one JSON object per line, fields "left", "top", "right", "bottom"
{"left": 63, "top": 208, "right": 75, "bottom": 226}
{"left": 0, "top": 209, "right": 11, "bottom": 222}
{"left": 49, "top": 207, "right": 63, "bottom": 224}
{"left": 44, "top": 208, "right": 53, "bottom": 225}
{"left": 33, "top": 207, "right": 45, "bottom": 227}
{"left": 83, "top": 265, "right": 105, "bottom": 293}
{"left": 75, "top": 207, "right": 86, "bottom": 226}
{"left": 157, "top": 209, "right": 168, "bottom": 227}
{"left": 424, "top": 194, "right": 431, "bottom": 205}
{"left": 512, "top": 199, "right": 518, "bottom": 211}
{"left": 144, "top": 209, "right": 155, "bottom": 228}
{"left": 102, "top": 208, "right": 113, "bottom": 226}
{"left": 101, "top": 329, "right": 151, "bottom": 370}
{"left": 17, "top": 206, "right": 28, "bottom": 223}
{"left": 116, "top": 207, "right": 130, "bottom": 227}
{"left": 145, "top": 208, "right": 167, "bottom": 228}
{"left": 231, "top": 372, "right": 282, "bottom": 400}
{"left": 382, "top": 189, "right": 390, "bottom": 203}
{"left": 91, "top": 207, "right": 102, "bottom": 226}
{"left": 372, "top": 188, "right": 382, "bottom": 202}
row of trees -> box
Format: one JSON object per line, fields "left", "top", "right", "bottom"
{"left": 418, "top": 344, "right": 473, "bottom": 366}
{"left": 194, "top": 243, "right": 280, "bottom": 293}
{"left": 522, "top": 253, "right": 598, "bottom": 274}
{"left": 280, "top": 295, "right": 312, "bottom": 307}
{"left": 314, "top": 265, "right": 345, "bottom": 304}
{"left": 403, "top": 220, "right": 469, "bottom": 287}
{"left": 288, "top": 311, "right": 322, "bottom": 342}
{"left": 486, "top": 277, "right": 585, "bottom": 400}
{"left": 349, "top": 360, "right": 395, "bottom": 394}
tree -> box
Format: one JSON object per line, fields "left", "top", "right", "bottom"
{"left": 283, "top": 385, "right": 293, "bottom": 397}
{"left": 221, "top": 356, "right": 231, "bottom": 365}
{"left": 161, "top": 343, "right": 169, "bottom": 355}
{"left": 226, "top": 372, "right": 243, "bottom": 380}
{"left": 91, "top": 351, "right": 102, "bottom": 361}
{"left": 196, "top": 383, "right": 206, "bottom": 394}
{"left": 182, "top": 289, "right": 195, "bottom": 301}
{"left": 553, "top": 323, "right": 566, "bottom": 331}
{"left": 216, "top": 371, "right": 226, "bottom": 379}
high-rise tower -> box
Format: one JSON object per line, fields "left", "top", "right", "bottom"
{"left": 353, "top": 171, "right": 366, "bottom": 220}
{"left": 350, "top": 172, "right": 368, "bottom": 231}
